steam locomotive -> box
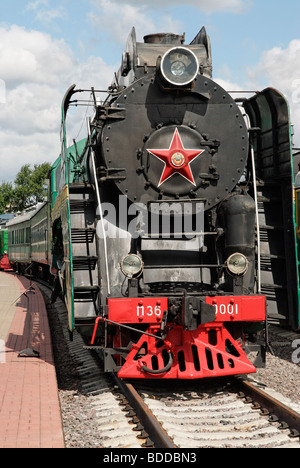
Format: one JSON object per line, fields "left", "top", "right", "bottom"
{"left": 7, "top": 27, "right": 300, "bottom": 379}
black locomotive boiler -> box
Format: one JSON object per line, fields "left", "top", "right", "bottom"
{"left": 40, "top": 27, "right": 300, "bottom": 378}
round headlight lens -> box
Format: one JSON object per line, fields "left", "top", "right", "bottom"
{"left": 226, "top": 253, "right": 248, "bottom": 276}
{"left": 160, "top": 47, "right": 199, "bottom": 86}
{"left": 121, "top": 254, "right": 144, "bottom": 278}
{"left": 171, "top": 60, "right": 186, "bottom": 77}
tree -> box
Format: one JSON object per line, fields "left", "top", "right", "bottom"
{"left": 0, "top": 182, "right": 14, "bottom": 213}
{"left": 0, "top": 162, "right": 51, "bottom": 213}
{"left": 14, "top": 164, "right": 33, "bottom": 211}
{"left": 31, "top": 163, "right": 52, "bottom": 205}
{"left": 15, "top": 162, "right": 51, "bottom": 211}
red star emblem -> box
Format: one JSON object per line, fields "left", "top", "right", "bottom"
{"left": 147, "top": 128, "right": 205, "bottom": 187}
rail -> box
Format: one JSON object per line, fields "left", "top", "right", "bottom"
{"left": 237, "top": 378, "right": 300, "bottom": 437}
{"left": 112, "top": 374, "right": 176, "bottom": 448}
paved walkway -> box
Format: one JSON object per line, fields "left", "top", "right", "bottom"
{"left": 0, "top": 272, "right": 22, "bottom": 342}
{"left": 0, "top": 272, "right": 65, "bottom": 448}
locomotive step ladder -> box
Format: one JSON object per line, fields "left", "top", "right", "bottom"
{"left": 69, "top": 183, "right": 100, "bottom": 321}
{"left": 71, "top": 227, "right": 96, "bottom": 243}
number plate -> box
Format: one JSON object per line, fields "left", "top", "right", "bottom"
{"left": 108, "top": 296, "right": 265, "bottom": 325}
{"left": 108, "top": 298, "right": 168, "bottom": 324}
{"left": 206, "top": 296, "right": 265, "bottom": 322}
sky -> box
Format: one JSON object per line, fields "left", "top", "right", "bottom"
{"left": 1, "top": 0, "right": 300, "bottom": 182}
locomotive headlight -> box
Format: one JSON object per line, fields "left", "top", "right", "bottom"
{"left": 226, "top": 253, "right": 248, "bottom": 276}
{"left": 160, "top": 47, "right": 199, "bottom": 87}
{"left": 121, "top": 254, "right": 144, "bottom": 278}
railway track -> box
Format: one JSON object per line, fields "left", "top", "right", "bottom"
{"left": 38, "top": 280, "right": 300, "bottom": 449}
{"left": 128, "top": 379, "right": 300, "bottom": 448}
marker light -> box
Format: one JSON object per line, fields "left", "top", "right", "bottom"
{"left": 120, "top": 254, "right": 144, "bottom": 278}
{"left": 160, "top": 47, "right": 199, "bottom": 86}
{"left": 226, "top": 252, "right": 248, "bottom": 276}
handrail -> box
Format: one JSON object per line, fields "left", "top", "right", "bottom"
{"left": 87, "top": 117, "right": 111, "bottom": 297}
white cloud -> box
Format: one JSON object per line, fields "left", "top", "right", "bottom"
{"left": 1, "top": 16, "right": 300, "bottom": 191}
{"left": 213, "top": 40, "right": 300, "bottom": 147}
{"left": 26, "top": 0, "right": 48, "bottom": 9}
{"left": 88, "top": 0, "right": 250, "bottom": 48}
{"left": 247, "top": 40, "right": 300, "bottom": 91}
{"left": 1, "top": 83, "right": 62, "bottom": 135}
{"left": 247, "top": 39, "right": 300, "bottom": 146}
{"left": 0, "top": 25, "right": 114, "bottom": 182}
{"left": 214, "top": 77, "right": 244, "bottom": 93}
{"left": 0, "top": 25, "right": 73, "bottom": 87}
{"left": 0, "top": 131, "right": 60, "bottom": 183}
{"left": 0, "top": 79, "right": 6, "bottom": 104}
{"left": 26, "top": 0, "right": 64, "bottom": 23}
{"left": 92, "top": 0, "right": 250, "bottom": 14}
{"left": 89, "top": 0, "right": 183, "bottom": 43}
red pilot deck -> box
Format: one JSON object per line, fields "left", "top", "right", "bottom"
{"left": 91, "top": 295, "right": 266, "bottom": 379}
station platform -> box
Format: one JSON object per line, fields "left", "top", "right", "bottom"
{"left": 0, "top": 272, "right": 65, "bottom": 448}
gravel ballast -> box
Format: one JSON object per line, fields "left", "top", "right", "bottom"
{"left": 43, "top": 288, "right": 300, "bottom": 448}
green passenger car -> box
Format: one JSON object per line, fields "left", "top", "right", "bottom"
{"left": 0, "top": 229, "right": 8, "bottom": 256}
